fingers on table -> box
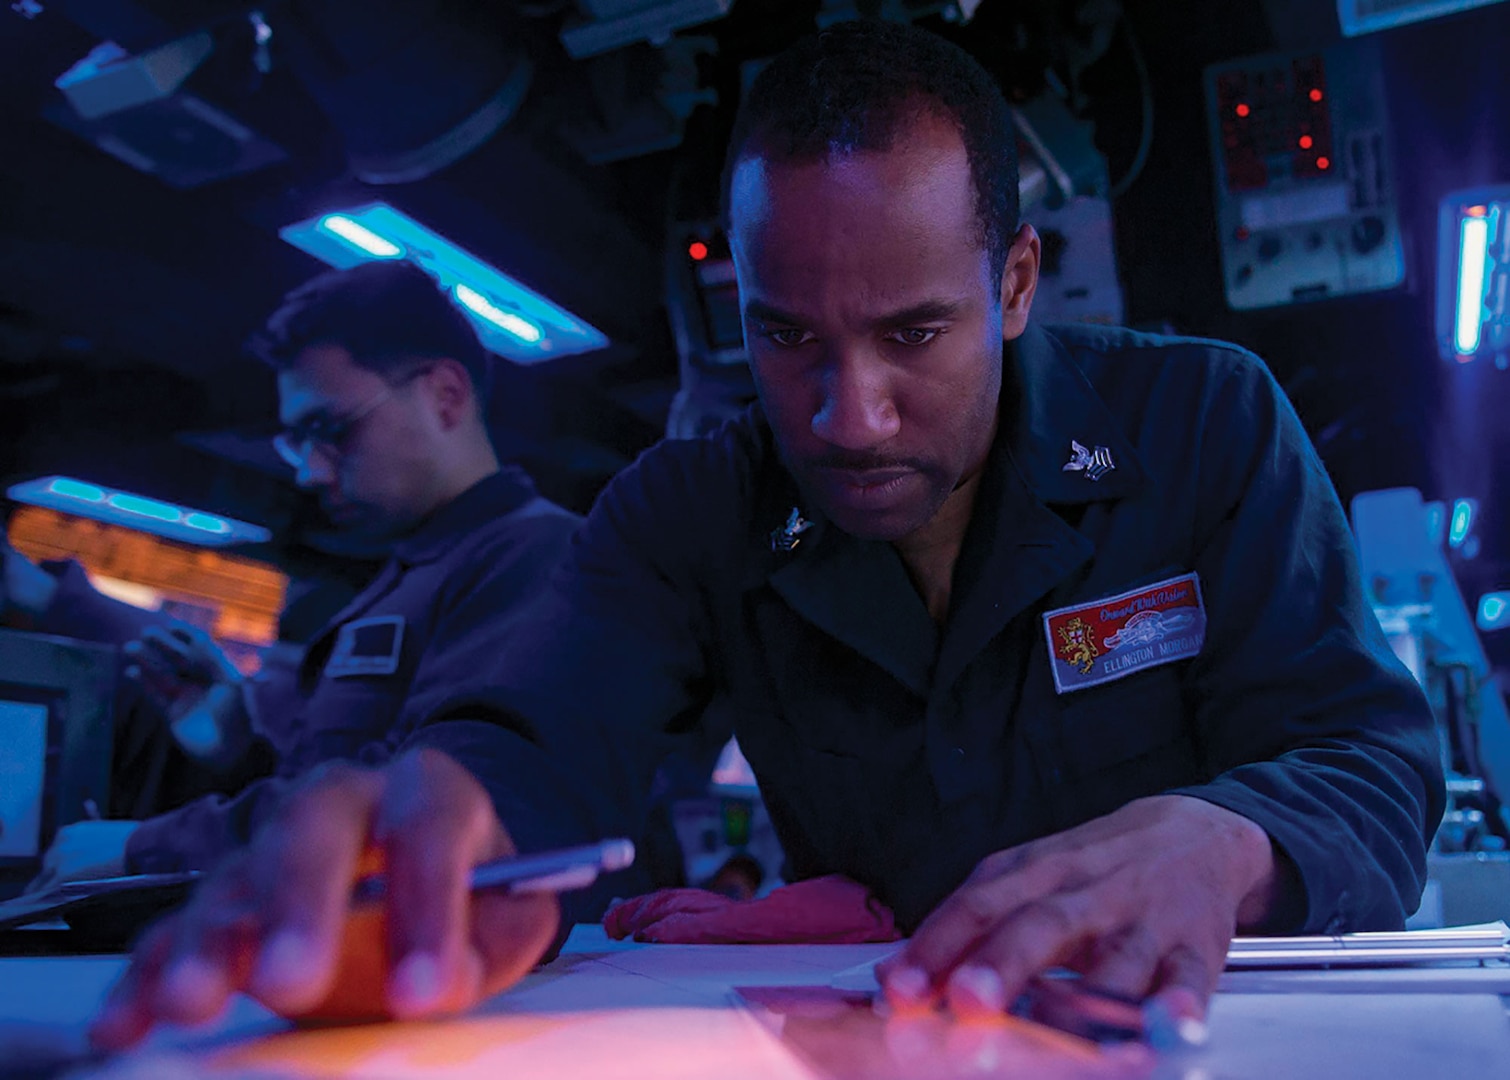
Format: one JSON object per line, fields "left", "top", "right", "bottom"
{"left": 377, "top": 750, "right": 557, "bottom": 1018}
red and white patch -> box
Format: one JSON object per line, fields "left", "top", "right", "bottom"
{"left": 1043, "top": 572, "right": 1206, "bottom": 694}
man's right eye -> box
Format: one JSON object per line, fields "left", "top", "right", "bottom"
{"left": 764, "top": 328, "right": 814, "bottom": 348}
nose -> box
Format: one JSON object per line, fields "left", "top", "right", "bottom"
{"left": 810, "top": 350, "right": 900, "bottom": 451}
{"left": 294, "top": 446, "right": 336, "bottom": 489}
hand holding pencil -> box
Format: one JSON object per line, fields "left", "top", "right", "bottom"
{"left": 92, "top": 750, "right": 630, "bottom": 1048}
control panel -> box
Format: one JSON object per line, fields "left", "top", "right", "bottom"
{"left": 664, "top": 223, "right": 756, "bottom": 439}
{"left": 1205, "top": 38, "right": 1405, "bottom": 309}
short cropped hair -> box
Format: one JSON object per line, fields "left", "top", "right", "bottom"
{"left": 722, "top": 19, "right": 1020, "bottom": 281}
{"left": 249, "top": 260, "right": 492, "bottom": 401}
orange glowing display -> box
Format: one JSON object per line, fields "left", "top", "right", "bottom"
{"left": 7, "top": 505, "right": 287, "bottom": 668}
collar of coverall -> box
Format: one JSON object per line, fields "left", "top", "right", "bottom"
{"left": 393, "top": 464, "right": 539, "bottom": 567}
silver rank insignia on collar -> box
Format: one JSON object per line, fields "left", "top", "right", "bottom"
{"left": 1063, "top": 439, "right": 1116, "bottom": 481}
{"left": 770, "top": 506, "right": 814, "bottom": 553}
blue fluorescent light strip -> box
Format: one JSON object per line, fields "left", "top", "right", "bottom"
{"left": 50, "top": 478, "right": 106, "bottom": 502}
{"left": 278, "top": 203, "right": 609, "bottom": 364}
{"left": 184, "top": 513, "right": 231, "bottom": 534}
{"left": 1456, "top": 214, "right": 1490, "bottom": 355}
{"left": 320, "top": 215, "right": 402, "bottom": 258}
{"left": 1478, "top": 591, "right": 1509, "bottom": 632}
{"left": 7, "top": 476, "right": 271, "bottom": 547}
{"left": 109, "top": 493, "right": 180, "bottom": 522}
{"left": 454, "top": 284, "right": 542, "bottom": 344}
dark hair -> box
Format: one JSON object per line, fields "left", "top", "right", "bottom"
{"left": 249, "top": 260, "right": 492, "bottom": 402}
{"left": 722, "top": 19, "right": 1020, "bottom": 281}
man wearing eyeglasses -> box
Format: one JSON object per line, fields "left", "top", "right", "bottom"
{"left": 28, "top": 260, "right": 580, "bottom": 890}
{"left": 94, "top": 20, "right": 1440, "bottom": 1050}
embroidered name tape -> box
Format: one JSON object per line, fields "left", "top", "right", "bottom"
{"left": 1043, "top": 572, "right": 1206, "bottom": 694}
{"left": 327, "top": 615, "right": 405, "bottom": 678}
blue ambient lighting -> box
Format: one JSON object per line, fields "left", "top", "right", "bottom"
{"left": 453, "top": 284, "right": 543, "bottom": 344}
{"left": 1478, "top": 592, "right": 1510, "bottom": 632}
{"left": 1438, "top": 189, "right": 1510, "bottom": 363}
{"left": 318, "top": 214, "right": 403, "bottom": 258}
{"left": 1425, "top": 502, "right": 1445, "bottom": 547}
{"left": 48, "top": 478, "right": 106, "bottom": 502}
{"left": 1449, "top": 498, "right": 1477, "bottom": 548}
{"left": 7, "top": 476, "right": 271, "bottom": 547}
{"left": 279, "top": 203, "right": 608, "bottom": 364}
{"left": 108, "top": 493, "right": 180, "bottom": 522}
{"left": 1339, "top": 0, "right": 1509, "bottom": 38}
{"left": 183, "top": 513, "right": 231, "bottom": 534}
{"left": 1456, "top": 214, "right": 1490, "bottom": 356}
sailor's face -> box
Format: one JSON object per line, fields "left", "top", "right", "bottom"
{"left": 729, "top": 113, "right": 1007, "bottom": 542}
{"left": 277, "top": 345, "right": 438, "bottom": 541}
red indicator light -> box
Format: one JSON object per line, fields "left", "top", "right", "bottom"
{"left": 1235, "top": 227, "right": 1250, "bottom": 241}
{"left": 1299, "top": 135, "right": 1314, "bottom": 150}
{"left": 1467, "top": 205, "right": 1488, "bottom": 218}
{"left": 1309, "top": 88, "right": 1323, "bottom": 102}
{"left": 688, "top": 241, "right": 709, "bottom": 261}
{"left": 1316, "top": 156, "right": 1330, "bottom": 170}
{"left": 1235, "top": 103, "right": 1251, "bottom": 117}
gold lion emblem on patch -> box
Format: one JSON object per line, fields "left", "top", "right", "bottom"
{"left": 1055, "top": 617, "right": 1100, "bottom": 675}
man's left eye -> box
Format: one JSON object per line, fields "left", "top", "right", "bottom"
{"left": 888, "top": 328, "right": 939, "bottom": 346}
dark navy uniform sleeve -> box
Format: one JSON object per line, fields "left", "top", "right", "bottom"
{"left": 407, "top": 441, "right": 738, "bottom": 920}
{"left": 127, "top": 729, "right": 290, "bottom": 872}
{"left": 126, "top": 504, "right": 581, "bottom": 874}
{"left": 385, "top": 505, "right": 582, "bottom": 755}
{"left": 1167, "top": 348, "right": 1442, "bottom": 933}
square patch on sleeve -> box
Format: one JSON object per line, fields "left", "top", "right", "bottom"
{"left": 326, "top": 615, "right": 406, "bottom": 678}
{"left": 1043, "top": 572, "right": 1205, "bottom": 694}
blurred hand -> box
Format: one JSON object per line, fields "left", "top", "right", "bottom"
{"left": 90, "top": 749, "right": 560, "bottom": 1050}
{"left": 29, "top": 821, "right": 142, "bottom": 893}
{"left": 877, "top": 795, "right": 1281, "bottom": 1030}
{"left": 124, "top": 626, "right": 253, "bottom": 771}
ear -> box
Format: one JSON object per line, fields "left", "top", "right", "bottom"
{"left": 999, "top": 224, "right": 1041, "bottom": 341}
{"left": 422, "top": 359, "right": 477, "bottom": 431}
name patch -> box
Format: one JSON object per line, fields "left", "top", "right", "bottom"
{"left": 1043, "top": 572, "right": 1206, "bottom": 694}
{"left": 327, "top": 615, "right": 405, "bottom": 678}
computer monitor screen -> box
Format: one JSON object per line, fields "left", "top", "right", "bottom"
{"left": 0, "top": 630, "right": 115, "bottom": 883}
{"left": 0, "top": 701, "right": 48, "bottom": 858}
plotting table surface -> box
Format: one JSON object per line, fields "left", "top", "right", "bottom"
{"left": 2, "top": 927, "right": 1509, "bottom": 1079}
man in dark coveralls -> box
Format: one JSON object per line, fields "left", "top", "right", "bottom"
{"left": 30, "top": 260, "right": 578, "bottom": 891}
{"left": 94, "top": 19, "right": 1442, "bottom": 1046}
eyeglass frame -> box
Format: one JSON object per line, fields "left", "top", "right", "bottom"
{"left": 272, "top": 364, "right": 435, "bottom": 470}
